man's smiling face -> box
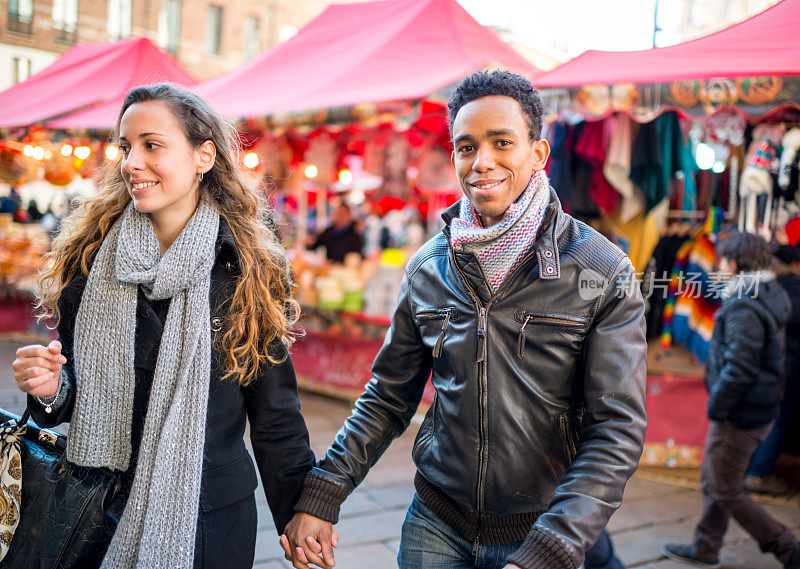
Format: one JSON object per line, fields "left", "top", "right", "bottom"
{"left": 451, "top": 95, "right": 549, "bottom": 227}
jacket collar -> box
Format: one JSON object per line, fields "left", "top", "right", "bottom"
{"left": 441, "top": 185, "right": 565, "bottom": 280}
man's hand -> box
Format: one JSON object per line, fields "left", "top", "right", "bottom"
{"left": 503, "top": 565, "right": 522, "bottom": 569}
{"left": 281, "top": 512, "right": 339, "bottom": 569}
{"left": 12, "top": 341, "right": 65, "bottom": 398}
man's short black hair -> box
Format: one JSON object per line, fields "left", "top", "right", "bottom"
{"left": 717, "top": 231, "right": 773, "bottom": 272}
{"left": 447, "top": 70, "right": 544, "bottom": 142}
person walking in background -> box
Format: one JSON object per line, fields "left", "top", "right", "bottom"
{"left": 664, "top": 232, "right": 800, "bottom": 569}
{"left": 745, "top": 244, "right": 800, "bottom": 496}
{"left": 26, "top": 198, "right": 43, "bottom": 222}
{"left": 282, "top": 70, "right": 646, "bottom": 569}
{"left": 12, "top": 83, "right": 314, "bottom": 569}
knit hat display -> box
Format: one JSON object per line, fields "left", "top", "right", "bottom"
{"left": 740, "top": 136, "right": 779, "bottom": 232}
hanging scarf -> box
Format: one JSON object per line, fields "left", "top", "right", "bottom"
{"left": 67, "top": 199, "right": 219, "bottom": 569}
{"left": 450, "top": 170, "right": 550, "bottom": 292}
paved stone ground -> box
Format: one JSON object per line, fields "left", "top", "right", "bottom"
{"left": 1, "top": 336, "right": 797, "bottom": 569}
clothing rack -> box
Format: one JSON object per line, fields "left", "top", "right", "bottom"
{"left": 667, "top": 210, "right": 707, "bottom": 219}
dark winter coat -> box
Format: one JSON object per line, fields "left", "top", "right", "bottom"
{"left": 28, "top": 219, "right": 314, "bottom": 569}
{"left": 777, "top": 273, "right": 800, "bottom": 380}
{"left": 705, "top": 277, "right": 791, "bottom": 429}
{"left": 310, "top": 222, "right": 364, "bottom": 262}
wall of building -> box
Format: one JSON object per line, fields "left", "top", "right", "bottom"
{"left": 672, "top": 0, "right": 780, "bottom": 43}
{"left": 0, "top": 0, "right": 364, "bottom": 89}
{"left": 0, "top": 44, "right": 57, "bottom": 90}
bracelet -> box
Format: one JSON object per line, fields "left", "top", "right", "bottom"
{"left": 35, "top": 373, "right": 63, "bottom": 414}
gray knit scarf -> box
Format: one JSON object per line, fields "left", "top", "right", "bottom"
{"left": 66, "top": 199, "right": 220, "bottom": 568}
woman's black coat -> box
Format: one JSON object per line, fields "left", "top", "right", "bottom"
{"left": 28, "top": 220, "right": 315, "bottom": 568}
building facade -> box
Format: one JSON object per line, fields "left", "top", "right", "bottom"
{"left": 0, "top": 0, "right": 358, "bottom": 90}
{"left": 665, "top": 0, "right": 781, "bottom": 44}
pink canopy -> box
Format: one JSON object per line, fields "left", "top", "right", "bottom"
{"left": 0, "top": 37, "right": 195, "bottom": 129}
{"left": 535, "top": 0, "right": 800, "bottom": 88}
{"left": 196, "top": 0, "right": 541, "bottom": 119}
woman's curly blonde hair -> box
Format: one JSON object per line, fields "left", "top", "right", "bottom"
{"left": 37, "top": 83, "right": 298, "bottom": 386}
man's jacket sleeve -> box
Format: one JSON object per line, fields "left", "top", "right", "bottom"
{"left": 508, "top": 260, "right": 647, "bottom": 569}
{"left": 294, "top": 275, "right": 432, "bottom": 522}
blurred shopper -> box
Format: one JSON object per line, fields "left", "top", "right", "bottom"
{"left": 8, "top": 185, "right": 27, "bottom": 222}
{"left": 745, "top": 244, "right": 800, "bottom": 496}
{"left": 308, "top": 203, "right": 364, "bottom": 262}
{"left": 282, "top": 70, "right": 646, "bottom": 569}
{"left": 664, "top": 232, "right": 800, "bottom": 569}
{"left": 12, "top": 83, "right": 314, "bottom": 569}
{"left": 26, "top": 198, "right": 43, "bottom": 222}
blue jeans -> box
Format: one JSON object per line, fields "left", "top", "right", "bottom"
{"left": 584, "top": 529, "right": 625, "bottom": 569}
{"left": 398, "top": 495, "right": 522, "bottom": 569}
{"left": 397, "top": 494, "right": 625, "bottom": 569}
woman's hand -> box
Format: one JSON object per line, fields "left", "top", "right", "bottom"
{"left": 281, "top": 512, "right": 339, "bottom": 569}
{"left": 12, "top": 340, "right": 66, "bottom": 398}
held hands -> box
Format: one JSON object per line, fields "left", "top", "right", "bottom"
{"left": 12, "top": 341, "right": 66, "bottom": 398}
{"left": 281, "top": 512, "right": 339, "bottom": 569}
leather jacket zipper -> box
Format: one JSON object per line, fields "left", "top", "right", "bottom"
{"left": 559, "top": 413, "right": 578, "bottom": 462}
{"left": 446, "top": 226, "right": 558, "bottom": 546}
{"left": 477, "top": 306, "right": 487, "bottom": 363}
{"left": 515, "top": 312, "right": 585, "bottom": 358}
{"left": 449, "top": 249, "right": 490, "bottom": 531}
{"left": 476, "top": 305, "right": 490, "bottom": 542}
{"left": 418, "top": 309, "right": 454, "bottom": 358}
{"left": 434, "top": 311, "right": 452, "bottom": 358}
{"left": 517, "top": 314, "right": 533, "bottom": 358}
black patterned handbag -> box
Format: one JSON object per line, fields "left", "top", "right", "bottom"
{"left": 0, "top": 408, "right": 120, "bottom": 569}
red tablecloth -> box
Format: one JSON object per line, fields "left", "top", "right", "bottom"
{"left": 291, "top": 329, "right": 435, "bottom": 405}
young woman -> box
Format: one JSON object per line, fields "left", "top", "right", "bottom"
{"left": 12, "top": 83, "right": 315, "bottom": 569}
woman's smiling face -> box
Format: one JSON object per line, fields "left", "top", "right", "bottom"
{"left": 118, "top": 100, "right": 202, "bottom": 220}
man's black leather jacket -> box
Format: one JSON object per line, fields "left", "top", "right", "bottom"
{"left": 296, "top": 188, "right": 647, "bottom": 569}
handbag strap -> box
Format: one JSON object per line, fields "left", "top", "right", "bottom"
{"left": 20, "top": 408, "right": 31, "bottom": 428}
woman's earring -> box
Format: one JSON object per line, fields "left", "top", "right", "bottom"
{"left": 199, "top": 171, "right": 204, "bottom": 183}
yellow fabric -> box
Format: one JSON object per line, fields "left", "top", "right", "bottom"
{"left": 596, "top": 200, "right": 664, "bottom": 272}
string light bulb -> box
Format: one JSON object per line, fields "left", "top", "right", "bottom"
{"left": 243, "top": 152, "right": 259, "bottom": 169}
{"left": 74, "top": 146, "right": 91, "bottom": 160}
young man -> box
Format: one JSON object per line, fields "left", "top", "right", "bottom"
{"left": 283, "top": 70, "right": 647, "bottom": 569}
{"left": 665, "top": 233, "right": 800, "bottom": 569}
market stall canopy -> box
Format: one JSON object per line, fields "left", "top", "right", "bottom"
{"left": 196, "top": 0, "right": 541, "bottom": 120}
{"left": 535, "top": 0, "right": 800, "bottom": 121}
{"left": 0, "top": 37, "right": 196, "bottom": 129}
